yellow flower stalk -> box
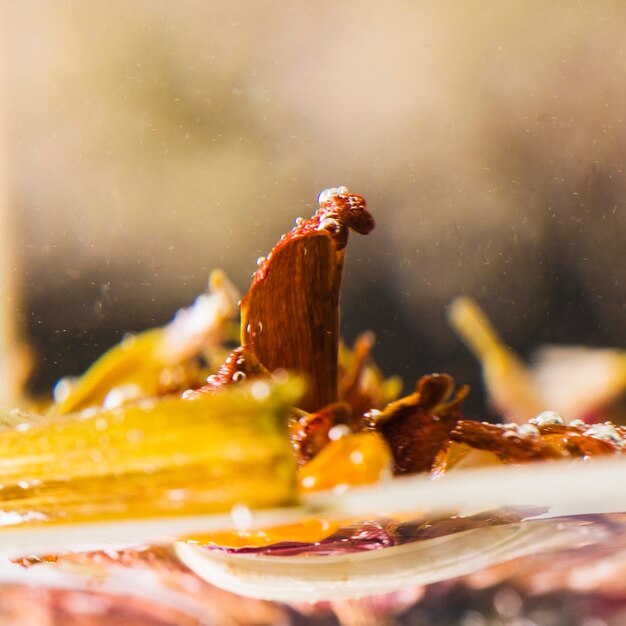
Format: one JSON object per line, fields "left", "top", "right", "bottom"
{"left": 0, "top": 378, "right": 301, "bottom": 532}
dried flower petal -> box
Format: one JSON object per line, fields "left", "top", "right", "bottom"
{"left": 240, "top": 189, "right": 374, "bottom": 412}
{"left": 184, "top": 345, "right": 270, "bottom": 399}
{"left": 365, "top": 374, "right": 468, "bottom": 474}
{"left": 449, "top": 421, "right": 562, "bottom": 463}
{"left": 52, "top": 270, "right": 239, "bottom": 415}
{"left": 338, "top": 332, "right": 402, "bottom": 425}
{"left": 447, "top": 420, "right": 626, "bottom": 463}
{"left": 289, "top": 402, "right": 353, "bottom": 466}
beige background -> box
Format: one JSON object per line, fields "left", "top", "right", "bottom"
{"left": 1, "top": 1, "right": 625, "bottom": 412}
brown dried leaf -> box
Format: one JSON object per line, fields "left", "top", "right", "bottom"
{"left": 449, "top": 421, "right": 562, "bottom": 462}
{"left": 240, "top": 189, "right": 374, "bottom": 412}
{"left": 534, "top": 423, "right": 624, "bottom": 457}
{"left": 366, "top": 373, "right": 469, "bottom": 474}
{"left": 448, "top": 420, "right": 626, "bottom": 463}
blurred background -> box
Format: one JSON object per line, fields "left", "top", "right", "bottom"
{"left": 0, "top": 1, "right": 624, "bottom": 415}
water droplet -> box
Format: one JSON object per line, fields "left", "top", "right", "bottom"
{"left": 53, "top": 377, "right": 74, "bottom": 403}
{"left": 530, "top": 410, "right": 565, "bottom": 426}
{"left": 103, "top": 384, "right": 142, "bottom": 409}
{"left": 317, "top": 186, "right": 349, "bottom": 204}
{"left": 583, "top": 423, "right": 622, "bottom": 442}
{"left": 518, "top": 423, "right": 539, "bottom": 438}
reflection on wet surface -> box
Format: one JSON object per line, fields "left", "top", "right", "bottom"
{"left": 4, "top": 509, "right": 626, "bottom": 625}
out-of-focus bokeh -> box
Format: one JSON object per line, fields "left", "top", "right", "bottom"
{"left": 1, "top": 1, "right": 625, "bottom": 414}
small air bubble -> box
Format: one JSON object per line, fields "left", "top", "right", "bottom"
{"left": 103, "top": 384, "right": 142, "bottom": 409}
{"left": 349, "top": 450, "right": 364, "bottom": 464}
{"left": 53, "top": 377, "right": 74, "bottom": 403}
{"left": 530, "top": 410, "right": 565, "bottom": 426}
{"left": 232, "top": 371, "right": 247, "bottom": 382}
{"left": 328, "top": 424, "right": 351, "bottom": 440}
{"left": 493, "top": 587, "right": 522, "bottom": 619}
{"left": 80, "top": 407, "right": 100, "bottom": 419}
{"left": 583, "top": 423, "right": 622, "bottom": 442}
{"left": 301, "top": 476, "right": 316, "bottom": 489}
{"left": 518, "top": 423, "right": 539, "bottom": 438}
{"left": 251, "top": 381, "right": 270, "bottom": 401}
{"left": 317, "top": 217, "right": 340, "bottom": 232}
{"left": 231, "top": 504, "right": 253, "bottom": 529}
{"left": 272, "top": 369, "right": 289, "bottom": 384}
{"left": 126, "top": 429, "right": 144, "bottom": 444}
{"left": 318, "top": 186, "right": 349, "bottom": 204}
{"left": 121, "top": 334, "right": 137, "bottom": 349}
{"left": 90, "top": 450, "right": 103, "bottom": 463}
{"left": 461, "top": 611, "right": 487, "bottom": 626}
{"left": 166, "top": 489, "right": 188, "bottom": 502}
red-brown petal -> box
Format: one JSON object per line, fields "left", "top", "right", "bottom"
{"left": 240, "top": 192, "right": 374, "bottom": 412}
